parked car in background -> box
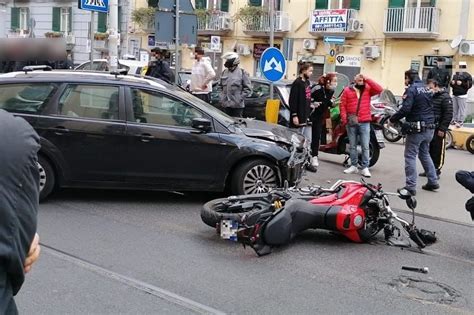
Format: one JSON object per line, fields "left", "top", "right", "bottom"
{"left": 0, "top": 68, "right": 310, "bottom": 200}
{"left": 75, "top": 59, "right": 147, "bottom": 75}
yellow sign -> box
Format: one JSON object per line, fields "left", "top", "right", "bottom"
{"left": 327, "top": 56, "right": 336, "bottom": 64}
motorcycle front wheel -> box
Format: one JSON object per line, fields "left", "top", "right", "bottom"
{"left": 381, "top": 116, "right": 403, "bottom": 142}
{"left": 201, "top": 197, "right": 274, "bottom": 228}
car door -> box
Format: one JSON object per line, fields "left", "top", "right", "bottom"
{"left": 123, "top": 87, "right": 228, "bottom": 190}
{"left": 36, "top": 83, "right": 127, "bottom": 183}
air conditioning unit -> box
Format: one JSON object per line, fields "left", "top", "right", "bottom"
{"left": 459, "top": 40, "right": 474, "bottom": 56}
{"left": 303, "top": 39, "right": 316, "bottom": 50}
{"left": 219, "top": 16, "right": 232, "bottom": 30}
{"left": 275, "top": 16, "right": 291, "bottom": 32}
{"left": 348, "top": 19, "right": 363, "bottom": 32}
{"left": 363, "top": 45, "right": 380, "bottom": 60}
{"left": 237, "top": 44, "right": 251, "bottom": 56}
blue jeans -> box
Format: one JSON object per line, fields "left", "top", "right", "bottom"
{"left": 346, "top": 122, "right": 370, "bottom": 169}
{"left": 404, "top": 129, "right": 438, "bottom": 191}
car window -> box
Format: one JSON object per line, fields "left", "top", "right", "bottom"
{"left": 131, "top": 88, "right": 204, "bottom": 127}
{"left": 0, "top": 83, "right": 57, "bottom": 113}
{"left": 58, "top": 84, "right": 120, "bottom": 120}
{"left": 76, "top": 61, "right": 107, "bottom": 71}
{"left": 250, "top": 82, "right": 270, "bottom": 98}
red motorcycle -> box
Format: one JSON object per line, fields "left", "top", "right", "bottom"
{"left": 201, "top": 180, "right": 436, "bottom": 256}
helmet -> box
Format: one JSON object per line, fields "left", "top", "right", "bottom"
{"left": 222, "top": 52, "right": 240, "bottom": 69}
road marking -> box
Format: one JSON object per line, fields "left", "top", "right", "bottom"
{"left": 41, "top": 245, "right": 226, "bottom": 315}
{"left": 394, "top": 208, "right": 473, "bottom": 228}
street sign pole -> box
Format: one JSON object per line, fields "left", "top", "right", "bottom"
{"left": 174, "top": 0, "right": 180, "bottom": 85}
{"left": 89, "top": 11, "right": 94, "bottom": 70}
{"left": 108, "top": 0, "right": 118, "bottom": 72}
{"left": 269, "top": 0, "right": 274, "bottom": 99}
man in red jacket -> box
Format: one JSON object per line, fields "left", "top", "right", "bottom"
{"left": 340, "top": 74, "right": 383, "bottom": 177}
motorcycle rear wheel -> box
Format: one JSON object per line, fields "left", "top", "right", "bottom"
{"left": 381, "top": 116, "right": 403, "bottom": 143}
{"left": 201, "top": 198, "right": 273, "bottom": 228}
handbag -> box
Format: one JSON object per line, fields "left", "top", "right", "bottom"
{"left": 347, "top": 92, "right": 362, "bottom": 127}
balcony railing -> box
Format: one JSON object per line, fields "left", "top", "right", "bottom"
{"left": 384, "top": 7, "right": 440, "bottom": 38}
{"left": 308, "top": 9, "right": 362, "bottom": 38}
{"left": 242, "top": 11, "right": 291, "bottom": 37}
{"left": 197, "top": 11, "right": 233, "bottom": 35}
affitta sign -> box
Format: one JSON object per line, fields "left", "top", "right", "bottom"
{"left": 311, "top": 9, "right": 348, "bottom": 32}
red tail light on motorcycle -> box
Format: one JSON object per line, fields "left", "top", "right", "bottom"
{"left": 372, "top": 102, "right": 385, "bottom": 109}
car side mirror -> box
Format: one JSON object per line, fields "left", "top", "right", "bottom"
{"left": 192, "top": 118, "right": 212, "bottom": 133}
{"left": 406, "top": 197, "right": 417, "bottom": 210}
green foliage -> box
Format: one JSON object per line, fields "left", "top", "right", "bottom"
{"left": 131, "top": 7, "right": 156, "bottom": 27}
{"left": 235, "top": 5, "right": 266, "bottom": 24}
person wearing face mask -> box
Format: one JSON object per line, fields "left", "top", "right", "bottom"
{"left": 219, "top": 52, "right": 252, "bottom": 117}
{"left": 419, "top": 79, "right": 453, "bottom": 179}
{"left": 190, "top": 47, "right": 216, "bottom": 103}
{"left": 426, "top": 58, "right": 450, "bottom": 89}
{"left": 289, "top": 63, "right": 316, "bottom": 171}
{"left": 309, "top": 72, "right": 338, "bottom": 169}
{"left": 389, "top": 69, "right": 438, "bottom": 196}
{"left": 450, "top": 61, "right": 472, "bottom": 127}
{"left": 340, "top": 74, "right": 383, "bottom": 178}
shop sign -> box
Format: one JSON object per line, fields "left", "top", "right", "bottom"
{"left": 336, "top": 54, "right": 361, "bottom": 67}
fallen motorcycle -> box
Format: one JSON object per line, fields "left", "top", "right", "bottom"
{"left": 201, "top": 180, "right": 436, "bottom": 256}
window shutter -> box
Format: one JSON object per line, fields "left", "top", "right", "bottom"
{"left": 97, "top": 12, "right": 107, "bottom": 33}
{"left": 68, "top": 8, "right": 72, "bottom": 33}
{"left": 148, "top": 0, "right": 159, "bottom": 7}
{"left": 350, "top": 0, "right": 360, "bottom": 10}
{"left": 249, "top": 0, "right": 262, "bottom": 6}
{"left": 11, "top": 7, "right": 20, "bottom": 30}
{"left": 430, "top": 0, "right": 436, "bottom": 6}
{"left": 195, "top": 0, "right": 206, "bottom": 9}
{"left": 52, "top": 7, "right": 61, "bottom": 32}
{"left": 221, "top": 0, "right": 229, "bottom": 12}
{"left": 118, "top": 6, "right": 122, "bottom": 32}
{"left": 388, "top": 0, "right": 405, "bottom": 8}
{"left": 315, "top": 0, "right": 328, "bottom": 9}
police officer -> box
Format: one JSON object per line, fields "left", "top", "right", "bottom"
{"left": 389, "top": 69, "right": 439, "bottom": 196}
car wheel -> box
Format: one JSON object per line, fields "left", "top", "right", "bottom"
{"left": 231, "top": 159, "right": 279, "bottom": 195}
{"left": 38, "top": 156, "right": 55, "bottom": 201}
{"left": 445, "top": 130, "right": 453, "bottom": 149}
{"left": 466, "top": 135, "right": 474, "bottom": 154}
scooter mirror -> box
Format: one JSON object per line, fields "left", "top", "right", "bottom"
{"left": 397, "top": 188, "right": 412, "bottom": 200}
{"left": 406, "top": 197, "right": 417, "bottom": 210}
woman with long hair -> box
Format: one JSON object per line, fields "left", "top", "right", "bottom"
{"left": 310, "top": 72, "right": 338, "bottom": 167}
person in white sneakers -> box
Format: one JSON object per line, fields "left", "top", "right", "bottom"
{"left": 190, "top": 47, "right": 216, "bottom": 103}
{"left": 340, "top": 74, "right": 383, "bottom": 177}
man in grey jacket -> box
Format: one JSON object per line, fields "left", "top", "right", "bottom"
{"left": 219, "top": 52, "right": 252, "bottom": 118}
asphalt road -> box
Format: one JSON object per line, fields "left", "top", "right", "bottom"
{"left": 16, "top": 143, "right": 473, "bottom": 314}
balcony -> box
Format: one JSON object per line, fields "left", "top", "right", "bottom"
{"left": 197, "top": 11, "right": 233, "bottom": 36}
{"left": 384, "top": 7, "right": 440, "bottom": 38}
{"left": 309, "top": 9, "right": 362, "bottom": 38}
{"left": 242, "top": 11, "right": 291, "bottom": 38}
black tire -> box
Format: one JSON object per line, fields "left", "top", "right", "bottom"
{"left": 201, "top": 197, "right": 272, "bottom": 228}
{"left": 368, "top": 138, "right": 380, "bottom": 167}
{"left": 381, "top": 116, "right": 402, "bottom": 143}
{"left": 231, "top": 159, "right": 279, "bottom": 195}
{"left": 38, "top": 156, "right": 55, "bottom": 201}
{"left": 445, "top": 130, "right": 453, "bottom": 149}
{"left": 466, "top": 135, "right": 474, "bottom": 154}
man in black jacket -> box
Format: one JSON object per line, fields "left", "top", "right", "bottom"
{"left": 0, "top": 109, "right": 41, "bottom": 314}
{"left": 145, "top": 48, "right": 175, "bottom": 84}
{"left": 289, "top": 63, "right": 316, "bottom": 171}
{"left": 420, "top": 79, "right": 453, "bottom": 178}
{"left": 450, "top": 61, "right": 472, "bottom": 127}
{"left": 426, "top": 58, "right": 450, "bottom": 89}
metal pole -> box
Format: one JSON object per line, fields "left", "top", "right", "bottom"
{"left": 174, "top": 0, "right": 179, "bottom": 85}
{"left": 89, "top": 11, "right": 94, "bottom": 70}
{"left": 108, "top": 0, "right": 119, "bottom": 72}
{"left": 269, "top": 0, "right": 274, "bottom": 99}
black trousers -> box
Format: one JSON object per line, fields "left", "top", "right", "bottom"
{"left": 224, "top": 107, "right": 244, "bottom": 118}
{"left": 311, "top": 115, "right": 324, "bottom": 157}
{"left": 193, "top": 93, "right": 210, "bottom": 103}
{"left": 429, "top": 129, "right": 446, "bottom": 171}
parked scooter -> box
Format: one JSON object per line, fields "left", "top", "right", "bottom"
{"left": 201, "top": 179, "right": 437, "bottom": 256}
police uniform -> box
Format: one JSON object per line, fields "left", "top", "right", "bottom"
{"left": 0, "top": 109, "right": 40, "bottom": 314}
{"left": 390, "top": 79, "right": 439, "bottom": 195}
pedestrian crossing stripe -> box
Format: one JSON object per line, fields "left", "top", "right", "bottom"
{"left": 85, "top": 0, "right": 106, "bottom": 7}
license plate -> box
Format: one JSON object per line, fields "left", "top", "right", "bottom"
{"left": 220, "top": 220, "right": 238, "bottom": 241}
{"left": 375, "top": 129, "right": 384, "bottom": 142}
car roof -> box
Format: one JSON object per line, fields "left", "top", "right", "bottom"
{"left": 0, "top": 70, "right": 167, "bottom": 88}
{"left": 78, "top": 59, "right": 147, "bottom": 67}
{"left": 250, "top": 77, "right": 292, "bottom": 86}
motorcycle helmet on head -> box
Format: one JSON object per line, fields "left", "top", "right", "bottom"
{"left": 222, "top": 52, "right": 240, "bottom": 69}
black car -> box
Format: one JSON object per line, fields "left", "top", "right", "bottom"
{"left": 0, "top": 68, "right": 310, "bottom": 200}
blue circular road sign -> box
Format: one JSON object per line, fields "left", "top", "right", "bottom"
{"left": 259, "top": 47, "right": 287, "bottom": 82}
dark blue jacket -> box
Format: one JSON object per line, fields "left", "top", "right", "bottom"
{"left": 391, "top": 80, "right": 434, "bottom": 124}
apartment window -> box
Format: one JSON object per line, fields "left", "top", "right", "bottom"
{"left": 53, "top": 7, "right": 72, "bottom": 33}
{"left": 388, "top": 0, "right": 436, "bottom": 7}
{"left": 97, "top": 12, "right": 107, "bottom": 32}
{"left": 11, "top": 7, "right": 29, "bottom": 31}
{"left": 248, "top": 0, "right": 281, "bottom": 9}
{"left": 196, "top": 0, "right": 229, "bottom": 11}
{"left": 315, "top": 0, "right": 360, "bottom": 10}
